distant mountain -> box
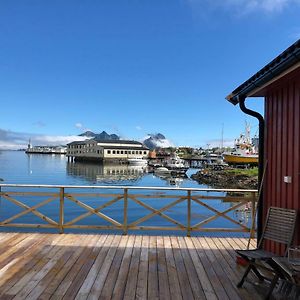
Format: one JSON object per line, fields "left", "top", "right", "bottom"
{"left": 79, "top": 131, "right": 120, "bottom": 140}
{"left": 143, "top": 133, "right": 174, "bottom": 150}
{"left": 78, "top": 131, "right": 96, "bottom": 137}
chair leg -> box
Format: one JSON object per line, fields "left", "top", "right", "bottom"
{"left": 264, "top": 274, "right": 279, "bottom": 300}
{"left": 251, "top": 265, "right": 265, "bottom": 282}
{"left": 237, "top": 264, "right": 252, "bottom": 288}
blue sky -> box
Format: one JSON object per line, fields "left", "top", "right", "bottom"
{"left": 1, "top": 0, "right": 300, "bottom": 149}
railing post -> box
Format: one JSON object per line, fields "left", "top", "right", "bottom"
{"left": 187, "top": 190, "right": 191, "bottom": 237}
{"left": 123, "top": 188, "right": 128, "bottom": 235}
{"left": 250, "top": 191, "right": 256, "bottom": 238}
{"left": 59, "top": 187, "right": 64, "bottom": 234}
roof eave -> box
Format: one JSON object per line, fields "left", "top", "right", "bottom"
{"left": 226, "top": 39, "right": 300, "bottom": 105}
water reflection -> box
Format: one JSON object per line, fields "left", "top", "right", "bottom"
{"left": 66, "top": 161, "right": 147, "bottom": 183}
{"left": 153, "top": 173, "right": 186, "bottom": 187}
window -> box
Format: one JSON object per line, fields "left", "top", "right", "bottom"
{"left": 144, "top": 151, "right": 147, "bottom": 155}
{"left": 139, "top": 151, "right": 142, "bottom": 155}
{"left": 108, "top": 150, "right": 111, "bottom": 154}
{"left": 121, "top": 151, "right": 123, "bottom": 154}
{"left": 125, "top": 151, "right": 127, "bottom": 154}
{"left": 113, "top": 150, "right": 116, "bottom": 154}
{"left": 117, "top": 151, "right": 120, "bottom": 154}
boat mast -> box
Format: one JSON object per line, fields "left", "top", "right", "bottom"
{"left": 221, "top": 123, "right": 224, "bottom": 151}
{"left": 28, "top": 138, "right": 32, "bottom": 150}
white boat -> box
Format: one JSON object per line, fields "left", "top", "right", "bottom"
{"left": 127, "top": 157, "right": 148, "bottom": 166}
{"left": 154, "top": 167, "right": 172, "bottom": 175}
{"left": 164, "top": 154, "right": 189, "bottom": 174}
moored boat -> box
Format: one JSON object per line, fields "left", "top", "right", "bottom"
{"left": 154, "top": 167, "right": 172, "bottom": 175}
{"left": 223, "top": 153, "right": 258, "bottom": 164}
{"left": 223, "top": 123, "right": 258, "bottom": 165}
{"left": 164, "top": 154, "right": 189, "bottom": 174}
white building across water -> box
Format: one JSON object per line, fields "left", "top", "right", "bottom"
{"left": 67, "top": 139, "right": 149, "bottom": 162}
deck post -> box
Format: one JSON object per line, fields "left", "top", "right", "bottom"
{"left": 59, "top": 187, "right": 65, "bottom": 234}
{"left": 250, "top": 191, "right": 256, "bottom": 238}
{"left": 123, "top": 188, "right": 128, "bottom": 235}
{"left": 187, "top": 190, "right": 191, "bottom": 237}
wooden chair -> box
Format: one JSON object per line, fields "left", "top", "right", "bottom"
{"left": 272, "top": 279, "right": 300, "bottom": 300}
{"left": 236, "top": 206, "right": 297, "bottom": 299}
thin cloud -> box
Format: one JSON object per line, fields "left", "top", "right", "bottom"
{"left": 204, "top": 138, "right": 234, "bottom": 148}
{"left": 135, "top": 126, "right": 142, "bottom": 131}
{"left": 187, "top": 0, "right": 299, "bottom": 15}
{"left": 75, "top": 122, "right": 83, "bottom": 129}
{"left": 32, "top": 121, "right": 46, "bottom": 128}
{"left": 0, "top": 128, "right": 91, "bottom": 150}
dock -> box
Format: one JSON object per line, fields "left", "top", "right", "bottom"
{"left": 0, "top": 232, "right": 266, "bottom": 299}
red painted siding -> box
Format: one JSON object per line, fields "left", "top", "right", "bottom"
{"left": 264, "top": 68, "right": 300, "bottom": 254}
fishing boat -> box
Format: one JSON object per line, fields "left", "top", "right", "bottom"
{"left": 223, "top": 152, "right": 258, "bottom": 165}
{"left": 223, "top": 123, "right": 258, "bottom": 166}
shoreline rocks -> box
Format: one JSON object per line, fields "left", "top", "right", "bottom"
{"left": 191, "top": 169, "right": 258, "bottom": 189}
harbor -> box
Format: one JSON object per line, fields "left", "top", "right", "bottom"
{"left": 0, "top": 151, "right": 257, "bottom": 233}
{"left": 2, "top": 3, "right": 300, "bottom": 297}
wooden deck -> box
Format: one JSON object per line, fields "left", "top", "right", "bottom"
{"left": 0, "top": 232, "right": 265, "bottom": 300}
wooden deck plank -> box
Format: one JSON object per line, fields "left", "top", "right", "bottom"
{"left": 51, "top": 234, "right": 101, "bottom": 299}
{"left": 123, "top": 235, "right": 142, "bottom": 300}
{"left": 170, "top": 236, "right": 195, "bottom": 300}
{"left": 156, "top": 236, "right": 171, "bottom": 300}
{"left": 0, "top": 234, "right": 51, "bottom": 291}
{"left": 147, "top": 236, "right": 159, "bottom": 300}
{"left": 62, "top": 234, "right": 107, "bottom": 299}
{"left": 74, "top": 234, "right": 113, "bottom": 299}
{"left": 0, "top": 232, "right": 19, "bottom": 245}
{"left": 163, "top": 236, "right": 182, "bottom": 300}
{"left": 13, "top": 235, "right": 76, "bottom": 300}
{"left": 24, "top": 235, "right": 82, "bottom": 300}
{"left": 0, "top": 234, "right": 39, "bottom": 273}
{"left": 213, "top": 237, "right": 263, "bottom": 300}
{"left": 191, "top": 237, "right": 230, "bottom": 300}
{"left": 204, "top": 237, "right": 256, "bottom": 300}
{"left": 87, "top": 235, "right": 122, "bottom": 300}
{"left": 222, "top": 237, "right": 262, "bottom": 288}
{"left": 198, "top": 237, "right": 241, "bottom": 300}
{"left": 0, "top": 233, "right": 30, "bottom": 264}
{"left": 176, "top": 237, "right": 206, "bottom": 300}
{"left": 38, "top": 234, "right": 91, "bottom": 300}
{"left": 0, "top": 233, "right": 263, "bottom": 300}
{"left": 183, "top": 237, "right": 217, "bottom": 300}
{"left": 0, "top": 234, "right": 64, "bottom": 298}
{"left": 135, "top": 235, "right": 149, "bottom": 300}
{"left": 110, "top": 235, "right": 136, "bottom": 300}
{"left": 97, "top": 235, "right": 129, "bottom": 300}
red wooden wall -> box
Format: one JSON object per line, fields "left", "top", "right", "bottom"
{"left": 264, "top": 68, "right": 300, "bottom": 254}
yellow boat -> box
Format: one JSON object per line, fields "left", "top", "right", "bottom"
{"left": 223, "top": 122, "right": 258, "bottom": 165}
{"left": 223, "top": 153, "right": 258, "bottom": 165}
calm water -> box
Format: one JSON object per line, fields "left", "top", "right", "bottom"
{"left": 0, "top": 151, "right": 251, "bottom": 235}
{"left": 0, "top": 151, "right": 201, "bottom": 187}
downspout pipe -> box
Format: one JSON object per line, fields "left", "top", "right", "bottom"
{"left": 238, "top": 95, "right": 264, "bottom": 242}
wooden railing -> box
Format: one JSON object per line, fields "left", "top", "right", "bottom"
{"left": 0, "top": 184, "right": 257, "bottom": 236}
